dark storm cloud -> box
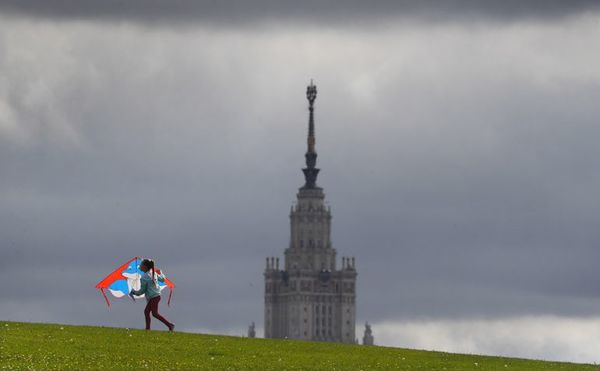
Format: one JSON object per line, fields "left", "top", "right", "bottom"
{"left": 2, "top": 10, "right": 600, "bottom": 361}
{"left": 0, "top": 0, "right": 599, "bottom": 25}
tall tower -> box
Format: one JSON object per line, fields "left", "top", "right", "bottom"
{"left": 264, "top": 82, "right": 357, "bottom": 343}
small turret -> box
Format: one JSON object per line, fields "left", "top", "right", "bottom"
{"left": 248, "top": 322, "right": 256, "bottom": 338}
{"left": 363, "top": 322, "right": 374, "bottom": 345}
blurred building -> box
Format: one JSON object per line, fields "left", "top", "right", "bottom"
{"left": 264, "top": 82, "right": 357, "bottom": 343}
{"left": 362, "top": 322, "right": 374, "bottom": 345}
{"left": 247, "top": 322, "right": 256, "bottom": 338}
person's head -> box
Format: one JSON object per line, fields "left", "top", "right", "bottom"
{"left": 140, "top": 258, "right": 155, "bottom": 274}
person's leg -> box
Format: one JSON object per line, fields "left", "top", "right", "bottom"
{"left": 149, "top": 296, "right": 173, "bottom": 330}
{"left": 144, "top": 300, "right": 152, "bottom": 330}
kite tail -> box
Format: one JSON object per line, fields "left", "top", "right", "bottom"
{"left": 100, "top": 288, "right": 111, "bottom": 308}
{"left": 168, "top": 288, "right": 173, "bottom": 307}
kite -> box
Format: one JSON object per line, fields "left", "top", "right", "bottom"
{"left": 95, "top": 256, "right": 175, "bottom": 307}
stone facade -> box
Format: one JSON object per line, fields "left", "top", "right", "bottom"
{"left": 264, "top": 82, "right": 357, "bottom": 343}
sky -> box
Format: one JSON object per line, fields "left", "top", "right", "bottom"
{"left": 2, "top": 0, "right": 600, "bottom": 364}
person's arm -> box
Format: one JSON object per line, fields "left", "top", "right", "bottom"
{"left": 130, "top": 278, "right": 148, "bottom": 296}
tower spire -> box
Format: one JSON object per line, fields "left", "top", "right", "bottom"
{"left": 302, "top": 80, "right": 320, "bottom": 189}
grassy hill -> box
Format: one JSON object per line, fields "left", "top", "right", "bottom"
{"left": 1, "top": 321, "right": 598, "bottom": 370}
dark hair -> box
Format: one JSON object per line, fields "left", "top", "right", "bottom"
{"left": 141, "top": 258, "right": 156, "bottom": 283}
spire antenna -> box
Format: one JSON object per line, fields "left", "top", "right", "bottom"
{"left": 302, "top": 81, "right": 320, "bottom": 189}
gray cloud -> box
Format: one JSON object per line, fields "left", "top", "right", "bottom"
{"left": 375, "top": 317, "right": 600, "bottom": 363}
{"left": 0, "top": 0, "right": 599, "bottom": 25}
{"left": 1, "top": 10, "right": 600, "bottom": 362}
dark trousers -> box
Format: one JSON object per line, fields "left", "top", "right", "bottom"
{"left": 144, "top": 296, "right": 172, "bottom": 330}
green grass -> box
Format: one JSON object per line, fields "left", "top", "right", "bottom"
{"left": 1, "top": 321, "right": 598, "bottom": 370}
